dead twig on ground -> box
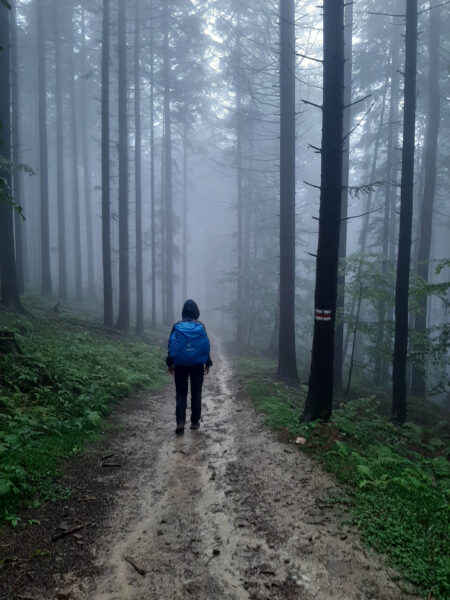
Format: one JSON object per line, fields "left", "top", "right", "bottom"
{"left": 51, "top": 522, "right": 92, "bottom": 542}
{"left": 124, "top": 556, "right": 147, "bottom": 577}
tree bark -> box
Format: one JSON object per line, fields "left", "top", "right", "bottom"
{"left": 37, "top": 0, "right": 52, "bottom": 296}
{"left": 302, "top": 0, "right": 345, "bottom": 422}
{"left": 334, "top": 0, "right": 353, "bottom": 392}
{"left": 134, "top": 0, "right": 144, "bottom": 335}
{"left": 392, "top": 0, "right": 418, "bottom": 424}
{"left": 182, "top": 121, "right": 188, "bottom": 302}
{"left": 375, "top": 23, "right": 401, "bottom": 384}
{"left": 68, "top": 9, "right": 82, "bottom": 300}
{"left": 116, "top": 0, "right": 130, "bottom": 332}
{"left": 0, "top": 2, "right": 22, "bottom": 312}
{"left": 150, "top": 0, "right": 156, "bottom": 328}
{"left": 277, "top": 0, "right": 298, "bottom": 385}
{"left": 11, "top": 0, "right": 24, "bottom": 294}
{"left": 54, "top": 1, "right": 67, "bottom": 301}
{"left": 101, "top": 0, "right": 113, "bottom": 327}
{"left": 163, "top": 3, "right": 174, "bottom": 325}
{"left": 411, "top": 0, "right": 440, "bottom": 397}
{"left": 81, "top": 8, "right": 96, "bottom": 302}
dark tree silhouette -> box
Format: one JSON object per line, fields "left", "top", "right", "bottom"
{"left": 302, "top": 0, "right": 345, "bottom": 422}
{"left": 0, "top": 1, "right": 22, "bottom": 312}
{"left": 116, "top": 0, "right": 130, "bottom": 332}
{"left": 162, "top": 2, "right": 174, "bottom": 325}
{"left": 54, "top": 1, "right": 67, "bottom": 301}
{"left": 392, "top": 0, "right": 418, "bottom": 423}
{"left": 101, "top": 0, "right": 113, "bottom": 328}
{"left": 411, "top": 0, "right": 441, "bottom": 397}
{"left": 277, "top": 0, "right": 298, "bottom": 385}
{"left": 134, "top": 0, "right": 144, "bottom": 335}
{"left": 37, "top": 0, "right": 52, "bottom": 296}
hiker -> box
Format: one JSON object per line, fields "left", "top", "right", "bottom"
{"left": 166, "top": 299, "right": 213, "bottom": 435}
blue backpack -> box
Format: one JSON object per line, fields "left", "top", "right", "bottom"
{"left": 169, "top": 321, "right": 210, "bottom": 366}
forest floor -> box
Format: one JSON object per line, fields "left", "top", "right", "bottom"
{"left": 0, "top": 345, "right": 417, "bottom": 600}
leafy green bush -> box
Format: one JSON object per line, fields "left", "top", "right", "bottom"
{"left": 0, "top": 308, "right": 166, "bottom": 524}
{"left": 236, "top": 357, "right": 450, "bottom": 599}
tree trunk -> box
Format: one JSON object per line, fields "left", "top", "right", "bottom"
{"left": 116, "top": 0, "right": 130, "bottom": 332}
{"left": 182, "top": 121, "right": 188, "bottom": 302}
{"left": 302, "top": 0, "right": 345, "bottom": 422}
{"left": 69, "top": 11, "right": 82, "bottom": 300}
{"left": 334, "top": 0, "right": 353, "bottom": 392}
{"left": 37, "top": 0, "right": 52, "bottom": 296}
{"left": 0, "top": 2, "right": 22, "bottom": 312}
{"left": 54, "top": 1, "right": 67, "bottom": 301}
{"left": 411, "top": 0, "right": 440, "bottom": 397}
{"left": 101, "top": 0, "right": 113, "bottom": 327}
{"left": 150, "top": 0, "right": 156, "bottom": 328}
{"left": 163, "top": 3, "right": 174, "bottom": 325}
{"left": 11, "top": 0, "right": 25, "bottom": 294}
{"left": 375, "top": 23, "right": 401, "bottom": 384}
{"left": 134, "top": 0, "right": 144, "bottom": 335}
{"left": 277, "top": 0, "right": 298, "bottom": 385}
{"left": 81, "top": 8, "right": 96, "bottom": 302}
{"left": 392, "top": 0, "right": 418, "bottom": 424}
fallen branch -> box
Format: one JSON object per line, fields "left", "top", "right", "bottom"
{"left": 101, "top": 463, "right": 122, "bottom": 468}
{"left": 51, "top": 522, "right": 92, "bottom": 542}
{"left": 124, "top": 556, "right": 147, "bottom": 577}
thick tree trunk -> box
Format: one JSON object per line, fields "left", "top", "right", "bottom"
{"left": 101, "top": 0, "right": 113, "bottom": 327}
{"left": 277, "top": 0, "right": 298, "bottom": 385}
{"left": 302, "top": 0, "right": 345, "bottom": 422}
{"left": 116, "top": 0, "right": 130, "bottom": 332}
{"left": 134, "top": 0, "right": 144, "bottom": 335}
{"left": 69, "top": 12, "right": 82, "bottom": 300}
{"left": 150, "top": 0, "right": 156, "bottom": 328}
{"left": 0, "top": 3, "right": 22, "bottom": 312}
{"left": 54, "top": 1, "right": 67, "bottom": 301}
{"left": 334, "top": 0, "right": 353, "bottom": 392}
{"left": 11, "top": 0, "right": 25, "bottom": 294}
{"left": 37, "top": 0, "right": 52, "bottom": 296}
{"left": 392, "top": 0, "right": 418, "bottom": 423}
{"left": 163, "top": 4, "right": 174, "bottom": 325}
{"left": 81, "top": 9, "right": 96, "bottom": 302}
{"left": 411, "top": 0, "right": 440, "bottom": 397}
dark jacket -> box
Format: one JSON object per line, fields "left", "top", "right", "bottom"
{"left": 166, "top": 300, "right": 213, "bottom": 368}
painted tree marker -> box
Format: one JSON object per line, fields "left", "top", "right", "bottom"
{"left": 315, "top": 309, "right": 332, "bottom": 322}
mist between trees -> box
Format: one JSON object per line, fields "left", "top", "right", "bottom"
{"left": 0, "top": 0, "right": 449, "bottom": 422}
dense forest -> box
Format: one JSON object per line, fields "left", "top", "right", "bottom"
{"left": 0, "top": 1, "right": 449, "bottom": 598}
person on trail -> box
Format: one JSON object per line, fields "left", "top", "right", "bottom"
{"left": 166, "top": 299, "right": 213, "bottom": 435}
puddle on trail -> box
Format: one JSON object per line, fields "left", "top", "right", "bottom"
{"left": 91, "top": 349, "right": 248, "bottom": 600}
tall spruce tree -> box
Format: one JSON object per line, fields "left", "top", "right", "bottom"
{"left": 302, "top": 0, "right": 345, "bottom": 422}
{"left": 277, "top": 0, "right": 298, "bottom": 385}
{"left": 392, "top": 0, "right": 418, "bottom": 423}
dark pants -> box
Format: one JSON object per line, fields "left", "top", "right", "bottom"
{"left": 174, "top": 364, "right": 204, "bottom": 425}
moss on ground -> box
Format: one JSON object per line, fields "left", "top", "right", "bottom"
{"left": 0, "top": 302, "right": 167, "bottom": 525}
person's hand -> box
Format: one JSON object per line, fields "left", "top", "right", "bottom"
{"left": 204, "top": 366, "right": 210, "bottom": 375}
{"left": 168, "top": 366, "right": 174, "bottom": 376}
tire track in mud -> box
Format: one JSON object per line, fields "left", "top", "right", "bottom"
{"left": 36, "top": 346, "right": 415, "bottom": 600}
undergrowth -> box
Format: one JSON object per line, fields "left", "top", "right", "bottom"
{"left": 0, "top": 303, "right": 166, "bottom": 525}
{"left": 236, "top": 357, "right": 450, "bottom": 599}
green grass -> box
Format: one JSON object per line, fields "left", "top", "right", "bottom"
{"left": 0, "top": 303, "right": 167, "bottom": 525}
{"left": 236, "top": 356, "right": 450, "bottom": 599}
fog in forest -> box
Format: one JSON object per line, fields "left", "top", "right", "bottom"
{"left": 1, "top": 0, "right": 449, "bottom": 416}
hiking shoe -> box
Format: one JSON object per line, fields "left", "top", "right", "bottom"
{"left": 175, "top": 422, "right": 185, "bottom": 435}
{"left": 190, "top": 422, "right": 200, "bottom": 430}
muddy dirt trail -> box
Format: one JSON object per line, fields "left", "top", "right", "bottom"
{"left": 2, "top": 348, "right": 412, "bottom": 600}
